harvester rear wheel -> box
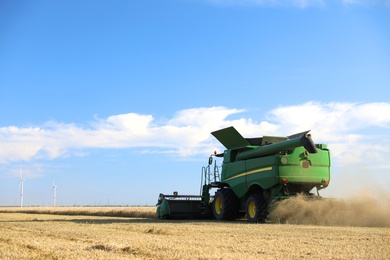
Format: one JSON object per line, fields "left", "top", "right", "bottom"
{"left": 245, "top": 193, "right": 268, "bottom": 223}
{"left": 212, "top": 189, "right": 238, "bottom": 220}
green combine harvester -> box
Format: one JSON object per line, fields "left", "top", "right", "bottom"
{"left": 156, "top": 126, "right": 331, "bottom": 222}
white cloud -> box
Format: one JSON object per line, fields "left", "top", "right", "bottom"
{"left": 0, "top": 107, "right": 241, "bottom": 163}
{"left": 265, "top": 102, "right": 390, "bottom": 167}
{"left": 1, "top": 102, "right": 390, "bottom": 168}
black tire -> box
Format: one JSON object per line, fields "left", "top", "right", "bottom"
{"left": 245, "top": 193, "right": 268, "bottom": 223}
{"left": 212, "top": 189, "right": 238, "bottom": 220}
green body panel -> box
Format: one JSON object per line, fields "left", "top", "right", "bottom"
{"left": 224, "top": 156, "right": 279, "bottom": 198}
{"left": 245, "top": 157, "right": 279, "bottom": 190}
{"left": 221, "top": 160, "right": 247, "bottom": 197}
{"left": 278, "top": 147, "right": 331, "bottom": 191}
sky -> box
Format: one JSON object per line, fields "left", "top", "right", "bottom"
{"left": 0, "top": 0, "right": 389, "bottom": 206}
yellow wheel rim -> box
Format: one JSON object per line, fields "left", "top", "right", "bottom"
{"left": 248, "top": 201, "right": 256, "bottom": 219}
{"left": 215, "top": 197, "right": 222, "bottom": 215}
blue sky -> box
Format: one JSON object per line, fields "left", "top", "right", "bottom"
{"left": 1, "top": 0, "right": 389, "bottom": 206}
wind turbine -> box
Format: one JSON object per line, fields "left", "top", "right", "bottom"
{"left": 19, "top": 169, "right": 25, "bottom": 207}
{"left": 52, "top": 180, "right": 57, "bottom": 207}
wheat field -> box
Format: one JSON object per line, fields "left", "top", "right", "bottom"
{"left": 0, "top": 206, "right": 156, "bottom": 218}
{"left": 1, "top": 205, "right": 389, "bottom": 259}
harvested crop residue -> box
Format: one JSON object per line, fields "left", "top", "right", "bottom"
{"left": 268, "top": 191, "right": 390, "bottom": 227}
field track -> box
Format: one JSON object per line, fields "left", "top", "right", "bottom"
{"left": 0, "top": 207, "right": 389, "bottom": 259}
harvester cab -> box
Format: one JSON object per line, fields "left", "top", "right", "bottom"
{"left": 156, "top": 126, "right": 331, "bottom": 222}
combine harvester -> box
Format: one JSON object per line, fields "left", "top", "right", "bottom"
{"left": 156, "top": 126, "right": 331, "bottom": 222}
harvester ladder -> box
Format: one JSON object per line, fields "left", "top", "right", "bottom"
{"left": 200, "top": 161, "right": 220, "bottom": 191}
{"left": 200, "top": 161, "right": 221, "bottom": 215}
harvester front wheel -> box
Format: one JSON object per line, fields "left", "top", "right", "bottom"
{"left": 245, "top": 193, "right": 268, "bottom": 223}
{"left": 213, "top": 189, "right": 238, "bottom": 220}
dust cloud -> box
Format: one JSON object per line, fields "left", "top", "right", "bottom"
{"left": 268, "top": 190, "right": 390, "bottom": 227}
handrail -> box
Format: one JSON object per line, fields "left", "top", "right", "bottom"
{"left": 200, "top": 160, "right": 221, "bottom": 195}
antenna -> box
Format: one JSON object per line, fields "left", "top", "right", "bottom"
{"left": 19, "top": 169, "right": 25, "bottom": 207}
{"left": 52, "top": 180, "right": 57, "bottom": 207}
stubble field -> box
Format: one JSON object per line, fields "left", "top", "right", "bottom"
{"left": 1, "top": 196, "right": 389, "bottom": 259}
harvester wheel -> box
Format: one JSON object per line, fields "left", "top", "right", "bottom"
{"left": 212, "top": 189, "right": 238, "bottom": 220}
{"left": 245, "top": 193, "right": 268, "bottom": 223}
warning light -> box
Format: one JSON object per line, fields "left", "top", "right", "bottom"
{"left": 214, "top": 150, "right": 217, "bottom": 155}
{"left": 281, "top": 178, "right": 289, "bottom": 183}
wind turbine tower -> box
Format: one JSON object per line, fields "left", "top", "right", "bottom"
{"left": 52, "top": 181, "right": 57, "bottom": 207}
{"left": 19, "top": 170, "right": 25, "bottom": 207}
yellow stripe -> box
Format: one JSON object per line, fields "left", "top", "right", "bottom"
{"left": 225, "top": 167, "right": 272, "bottom": 182}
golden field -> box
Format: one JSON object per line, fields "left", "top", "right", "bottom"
{"left": 0, "top": 204, "right": 389, "bottom": 260}
{"left": 0, "top": 206, "right": 156, "bottom": 219}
